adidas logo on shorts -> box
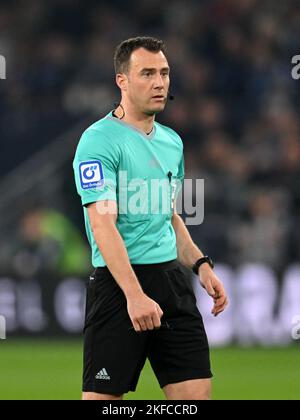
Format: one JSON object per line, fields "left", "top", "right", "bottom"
{"left": 95, "top": 368, "right": 111, "bottom": 380}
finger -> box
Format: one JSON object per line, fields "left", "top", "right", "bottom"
{"left": 214, "top": 287, "right": 225, "bottom": 299}
{"left": 156, "top": 304, "right": 164, "bottom": 318}
{"left": 214, "top": 295, "right": 227, "bottom": 309}
{"left": 212, "top": 297, "right": 226, "bottom": 313}
{"left": 215, "top": 308, "right": 225, "bottom": 317}
{"left": 212, "top": 303, "right": 226, "bottom": 316}
{"left": 220, "top": 297, "right": 229, "bottom": 310}
{"left": 202, "top": 281, "right": 216, "bottom": 297}
{"left": 213, "top": 298, "right": 229, "bottom": 316}
{"left": 138, "top": 319, "right": 148, "bottom": 332}
{"left": 133, "top": 320, "right": 141, "bottom": 333}
{"left": 152, "top": 310, "right": 162, "bottom": 329}
{"left": 145, "top": 316, "right": 155, "bottom": 331}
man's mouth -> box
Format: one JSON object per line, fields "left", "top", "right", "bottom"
{"left": 152, "top": 95, "right": 165, "bottom": 100}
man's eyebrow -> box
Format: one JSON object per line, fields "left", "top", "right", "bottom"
{"left": 140, "top": 67, "right": 170, "bottom": 72}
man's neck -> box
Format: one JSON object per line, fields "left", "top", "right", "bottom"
{"left": 113, "top": 103, "right": 155, "bottom": 135}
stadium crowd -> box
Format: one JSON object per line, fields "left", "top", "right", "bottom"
{"left": 0, "top": 0, "right": 299, "bottom": 274}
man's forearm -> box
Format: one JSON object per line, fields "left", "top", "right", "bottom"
{"left": 91, "top": 219, "right": 143, "bottom": 299}
{"left": 172, "top": 212, "right": 205, "bottom": 270}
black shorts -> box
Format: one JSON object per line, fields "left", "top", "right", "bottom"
{"left": 82, "top": 259, "right": 212, "bottom": 395}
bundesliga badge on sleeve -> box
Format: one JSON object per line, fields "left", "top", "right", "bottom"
{"left": 79, "top": 160, "right": 104, "bottom": 189}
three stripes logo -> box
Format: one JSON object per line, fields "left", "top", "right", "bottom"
{"left": 95, "top": 368, "right": 111, "bottom": 380}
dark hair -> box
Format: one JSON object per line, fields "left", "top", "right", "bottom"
{"left": 114, "top": 36, "right": 166, "bottom": 75}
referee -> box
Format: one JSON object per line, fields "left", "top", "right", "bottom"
{"left": 73, "top": 36, "right": 228, "bottom": 400}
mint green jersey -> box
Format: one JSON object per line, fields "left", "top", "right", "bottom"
{"left": 73, "top": 111, "right": 184, "bottom": 267}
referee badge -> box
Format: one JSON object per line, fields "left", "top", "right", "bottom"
{"left": 79, "top": 160, "right": 104, "bottom": 189}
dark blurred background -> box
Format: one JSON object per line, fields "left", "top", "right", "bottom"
{"left": 0, "top": 0, "right": 300, "bottom": 343}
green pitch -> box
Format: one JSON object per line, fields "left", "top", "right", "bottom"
{"left": 0, "top": 340, "right": 299, "bottom": 400}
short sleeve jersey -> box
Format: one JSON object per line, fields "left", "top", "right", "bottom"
{"left": 73, "top": 111, "right": 184, "bottom": 267}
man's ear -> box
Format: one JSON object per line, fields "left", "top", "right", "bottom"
{"left": 116, "top": 73, "right": 128, "bottom": 92}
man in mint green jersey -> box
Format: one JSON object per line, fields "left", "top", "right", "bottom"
{"left": 73, "top": 36, "right": 228, "bottom": 401}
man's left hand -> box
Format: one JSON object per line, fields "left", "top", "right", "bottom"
{"left": 198, "top": 264, "right": 228, "bottom": 317}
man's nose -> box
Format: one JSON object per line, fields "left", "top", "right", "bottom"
{"left": 153, "top": 74, "right": 164, "bottom": 89}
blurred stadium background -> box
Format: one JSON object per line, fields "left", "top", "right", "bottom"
{"left": 0, "top": 0, "right": 300, "bottom": 400}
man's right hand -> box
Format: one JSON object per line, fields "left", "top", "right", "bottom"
{"left": 126, "top": 291, "right": 164, "bottom": 332}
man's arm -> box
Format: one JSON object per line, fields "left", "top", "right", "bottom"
{"left": 172, "top": 212, "right": 228, "bottom": 317}
{"left": 87, "top": 201, "right": 163, "bottom": 332}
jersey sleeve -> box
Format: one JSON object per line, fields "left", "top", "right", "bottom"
{"left": 73, "top": 128, "right": 119, "bottom": 207}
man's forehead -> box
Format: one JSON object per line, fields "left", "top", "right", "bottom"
{"left": 129, "top": 48, "right": 169, "bottom": 71}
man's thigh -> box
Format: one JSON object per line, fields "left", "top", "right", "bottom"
{"left": 163, "top": 378, "right": 212, "bottom": 400}
{"left": 82, "top": 392, "right": 124, "bottom": 400}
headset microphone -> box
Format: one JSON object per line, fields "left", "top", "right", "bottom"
{"left": 168, "top": 93, "right": 175, "bottom": 101}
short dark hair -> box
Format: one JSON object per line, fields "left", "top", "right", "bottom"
{"left": 114, "top": 36, "right": 167, "bottom": 75}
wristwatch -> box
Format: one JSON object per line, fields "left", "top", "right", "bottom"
{"left": 192, "top": 256, "right": 214, "bottom": 275}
